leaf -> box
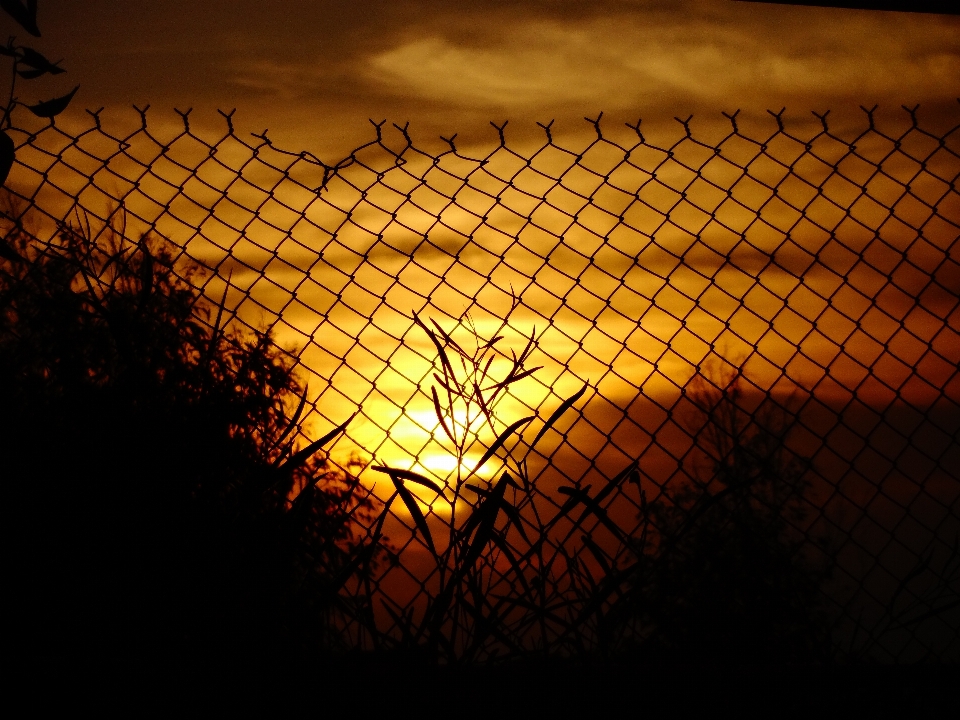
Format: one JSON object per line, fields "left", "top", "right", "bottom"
{"left": 414, "top": 315, "right": 455, "bottom": 379}
{"left": 17, "top": 47, "right": 65, "bottom": 74}
{"left": 286, "top": 476, "right": 318, "bottom": 521}
{"left": 0, "top": 130, "right": 14, "bottom": 188}
{"left": 581, "top": 534, "right": 612, "bottom": 576}
{"left": 530, "top": 383, "right": 588, "bottom": 449}
{"left": 430, "top": 317, "right": 466, "bottom": 357}
{"left": 478, "top": 354, "right": 495, "bottom": 384}
{"left": 271, "top": 383, "right": 308, "bottom": 453}
{"left": 275, "top": 412, "right": 355, "bottom": 474}
{"left": 460, "top": 511, "right": 496, "bottom": 573}
{"left": 16, "top": 67, "right": 47, "bottom": 80}
{"left": 466, "top": 476, "right": 528, "bottom": 543}
{"left": 593, "top": 459, "right": 638, "bottom": 507}
{"left": 327, "top": 494, "right": 395, "bottom": 594}
{"left": 203, "top": 270, "right": 232, "bottom": 367}
{"left": 558, "top": 484, "right": 626, "bottom": 543}
{"left": 556, "top": 484, "right": 589, "bottom": 518}
{"left": 466, "top": 415, "right": 533, "bottom": 481}
{"left": 473, "top": 381, "right": 495, "bottom": 426}
{"left": 431, "top": 386, "right": 455, "bottom": 444}
{"left": 26, "top": 85, "right": 79, "bottom": 118}
{"left": 394, "top": 479, "right": 436, "bottom": 554}
{"left": 481, "top": 335, "right": 504, "bottom": 351}
{"left": 458, "top": 470, "right": 519, "bottom": 564}
{"left": 372, "top": 466, "right": 443, "bottom": 494}
{"left": 1, "top": 0, "right": 40, "bottom": 36}
{"left": 432, "top": 372, "right": 460, "bottom": 398}
{"left": 488, "top": 530, "right": 530, "bottom": 594}
{"left": 458, "top": 492, "right": 497, "bottom": 553}
{"left": 489, "top": 365, "right": 542, "bottom": 391}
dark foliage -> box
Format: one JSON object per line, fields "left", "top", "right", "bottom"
{"left": 1, "top": 1, "right": 77, "bottom": 186}
{"left": 0, "top": 201, "right": 377, "bottom": 680}
{"left": 632, "top": 361, "right": 832, "bottom": 664}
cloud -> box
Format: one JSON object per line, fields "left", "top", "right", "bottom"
{"left": 364, "top": 8, "right": 960, "bottom": 111}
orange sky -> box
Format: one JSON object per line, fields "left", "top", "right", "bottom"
{"left": 27, "top": 0, "right": 960, "bottom": 159}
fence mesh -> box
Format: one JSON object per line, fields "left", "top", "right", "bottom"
{"left": 3, "top": 103, "right": 958, "bottom": 663}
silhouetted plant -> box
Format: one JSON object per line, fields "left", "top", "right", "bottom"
{"left": 1, "top": 1, "right": 78, "bottom": 186}
{"left": 347, "top": 317, "right": 835, "bottom": 667}
{"left": 629, "top": 358, "right": 831, "bottom": 664}
{"left": 0, "top": 198, "right": 378, "bottom": 677}
{"left": 365, "top": 307, "right": 597, "bottom": 663}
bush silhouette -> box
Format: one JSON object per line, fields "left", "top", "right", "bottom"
{"left": 0, "top": 201, "right": 376, "bottom": 679}
{"left": 630, "top": 360, "right": 831, "bottom": 664}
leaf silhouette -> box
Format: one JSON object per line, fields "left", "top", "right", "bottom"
{"left": 466, "top": 415, "right": 533, "bottom": 481}
{"left": 431, "top": 386, "right": 455, "bottom": 444}
{"left": 0, "top": 130, "right": 14, "bottom": 188}
{"left": 414, "top": 315, "right": 455, "bottom": 379}
{"left": 271, "top": 383, "right": 308, "bottom": 453}
{"left": 275, "top": 412, "right": 355, "bottom": 475}
{"left": 26, "top": 85, "right": 78, "bottom": 118}
{"left": 489, "top": 364, "right": 542, "bottom": 391}
{"left": 372, "top": 466, "right": 443, "bottom": 494}
{"left": 16, "top": 67, "right": 46, "bottom": 80}
{"left": 17, "top": 47, "right": 64, "bottom": 74}
{"left": 488, "top": 529, "right": 531, "bottom": 594}
{"left": 530, "top": 382, "right": 588, "bottom": 449}
{"left": 465, "top": 477, "right": 528, "bottom": 543}
{"left": 393, "top": 478, "right": 436, "bottom": 554}
{"left": 1, "top": 0, "right": 40, "bottom": 36}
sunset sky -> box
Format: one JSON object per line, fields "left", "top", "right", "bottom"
{"left": 8, "top": 1, "right": 958, "bottom": 524}
{"left": 29, "top": 0, "right": 960, "bottom": 158}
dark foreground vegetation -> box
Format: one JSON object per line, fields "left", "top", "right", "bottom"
{"left": 0, "top": 203, "right": 380, "bottom": 684}
{"left": 2, "top": 200, "right": 956, "bottom": 712}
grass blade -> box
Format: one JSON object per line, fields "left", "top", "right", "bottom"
{"left": 271, "top": 383, "right": 308, "bottom": 453}
{"left": 431, "top": 317, "right": 467, "bottom": 357}
{"left": 488, "top": 365, "right": 543, "bottom": 391}
{"left": 431, "top": 386, "right": 456, "bottom": 444}
{"left": 394, "top": 479, "right": 437, "bottom": 554}
{"left": 593, "top": 459, "right": 638, "bottom": 507}
{"left": 415, "top": 314, "right": 455, "bottom": 379}
{"left": 465, "top": 415, "right": 533, "bottom": 481}
{"left": 530, "top": 382, "right": 588, "bottom": 450}
{"left": 489, "top": 529, "right": 531, "bottom": 594}
{"left": 474, "top": 381, "right": 495, "bottom": 427}
{"left": 204, "top": 269, "right": 233, "bottom": 366}
{"left": 372, "top": 466, "right": 444, "bottom": 494}
{"left": 275, "top": 411, "right": 356, "bottom": 473}
{"left": 581, "top": 533, "right": 612, "bottom": 576}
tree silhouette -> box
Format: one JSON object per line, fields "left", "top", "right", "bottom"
{"left": 631, "top": 358, "right": 831, "bottom": 664}
{"left": 0, "top": 198, "right": 378, "bottom": 680}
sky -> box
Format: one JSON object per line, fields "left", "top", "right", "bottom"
{"left": 25, "top": 0, "right": 960, "bottom": 159}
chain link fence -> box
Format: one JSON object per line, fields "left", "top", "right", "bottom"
{"left": 3, "top": 103, "right": 958, "bottom": 664}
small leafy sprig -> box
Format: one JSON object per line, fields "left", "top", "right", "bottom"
{"left": 1, "top": 1, "right": 78, "bottom": 185}
{"left": 357, "top": 308, "right": 607, "bottom": 662}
